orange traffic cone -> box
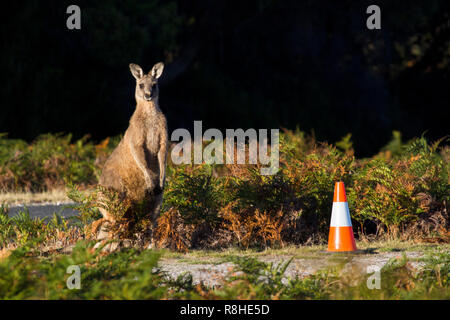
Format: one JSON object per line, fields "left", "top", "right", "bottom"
{"left": 327, "top": 182, "right": 357, "bottom": 252}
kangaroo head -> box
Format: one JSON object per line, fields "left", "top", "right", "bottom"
{"left": 129, "top": 62, "right": 164, "bottom": 102}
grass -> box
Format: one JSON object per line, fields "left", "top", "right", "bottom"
{"left": 158, "top": 241, "right": 450, "bottom": 263}
{"left": 0, "top": 241, "right": 448, "bottom": 299}
{"left": 159, "top": 244, "right": 326, "bottom": 261}
{"left": 355, "top": 239, "right": 450, "bottom": 252}
{"left": 0, "top": 202, "right": 448, "bottom": 299}
{"left": 0, "top": 189, "right": 70, "bottom": 205}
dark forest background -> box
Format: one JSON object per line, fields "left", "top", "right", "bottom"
{"left": 1, "top": 0, "right": 449, "bottom": 157}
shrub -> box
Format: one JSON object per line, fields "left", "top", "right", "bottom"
{"left": 0, "top": 133, "right": 119, "bottom": 192}
{"left": 348, "top": 134, "right": 449, "bottom": 238}
{"left": 1, "top": 130, "right": 448, "bottom": 249}
{"left": 163, "top": 164, "right": 225, "bottom": 227}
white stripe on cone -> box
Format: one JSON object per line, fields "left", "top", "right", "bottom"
{"left": 330, "top": 202, "right": 352, "bottom": 227}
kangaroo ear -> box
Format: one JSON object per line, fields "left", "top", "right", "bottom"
{"left": 129, "top": 63, "right": 143, "bottom": 80}
{"left": 150, "top": 62, "right": 164, "bottom": 79}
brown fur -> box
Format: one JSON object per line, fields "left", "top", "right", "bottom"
{"left": 98, "top": 62, "right": 168, "bottom": 224}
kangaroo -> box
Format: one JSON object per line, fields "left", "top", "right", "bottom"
{"left": 96, "top": 62, "right": 168, "bottom": 244}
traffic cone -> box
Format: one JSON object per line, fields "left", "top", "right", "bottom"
{"left": 327, "top": 182, "right": 357, "bottom": 252}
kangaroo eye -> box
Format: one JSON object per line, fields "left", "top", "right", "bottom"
{"left": 139, "top": 83, "right": 144, "bottom": 89}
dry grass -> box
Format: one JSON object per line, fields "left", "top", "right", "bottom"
{"left": 0, "top": 189, "right": 71, "bottom": 205}
{"left": 157, "top": 241, "right": 450, "bottom": 262}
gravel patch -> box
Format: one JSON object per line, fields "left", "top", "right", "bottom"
{"left": 158, "top": 251, "right": 426, "bottom": 287}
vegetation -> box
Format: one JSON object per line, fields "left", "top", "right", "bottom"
{"left": 0, "top": 130, "right": 448, "bottom": 300}
{"left": 0, "top": 241, "right": 448, "bottom": 299}
{"left": 2, "top": 1, "right": 448, "bottom": 300}
{"left": 0, "top": 133, "right": 120, "bottom": 192}
{"left": 0, "top": 130, "right": 448, "bottom": 252}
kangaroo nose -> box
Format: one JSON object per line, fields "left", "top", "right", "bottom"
{"left": 144, "top": 93, "right": 152, "bottom": 100}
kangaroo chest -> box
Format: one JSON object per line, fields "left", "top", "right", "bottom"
{"left": 130, "top": 105, "right": 164, "bottom": 156}
{"left": 145, "top": 124, "right": 160, "bottom": 153}
{"left": 141, "top": 113, "right": 163, "bottom": 155}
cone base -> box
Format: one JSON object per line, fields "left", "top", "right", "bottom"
{"left": 327, "top": 226, "right": 357, "bottom": 252}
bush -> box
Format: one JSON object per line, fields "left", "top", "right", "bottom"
{"left": 349, "top": 134, "right": 449, "bottom": 238}
{"left": 0, "top": 130, "right": 448, "bottom": 250}
{"left": 0, "top": 133, "right": 118, "bottom": 192}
